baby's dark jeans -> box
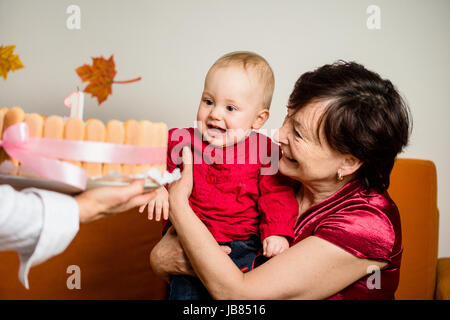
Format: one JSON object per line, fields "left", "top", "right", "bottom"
{"left": 168, "top": 235, "right": 261, "bottom": 300}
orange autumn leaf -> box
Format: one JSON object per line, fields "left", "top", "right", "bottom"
{"left": 0, "top": 45, "right": 24, "bottom": 80}
{"left": 75, "top": 55, "right": 141, "bottom": 105}
{"left": 76, "top": 55, "right": 116, "bottom": 105}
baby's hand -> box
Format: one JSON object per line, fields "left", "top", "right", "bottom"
{"left": 263, "top": 235, "right": 289, "bottom": 258}
{"left": 139, "top": 186, "right": 169, "bottom": 221}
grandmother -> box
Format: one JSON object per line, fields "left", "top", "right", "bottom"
{"left": 150, "top": 61, "right": 411, "bottom": 299}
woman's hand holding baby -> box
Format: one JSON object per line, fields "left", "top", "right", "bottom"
{"left": 263, "top": 235, "right": 289, "bottom": 258}
{"left": 139, "top": 186, "right": 169, "bottom": 221}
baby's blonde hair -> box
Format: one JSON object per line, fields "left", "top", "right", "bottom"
{"left": 208, "top": 51, "right": 275, "bottom": 110}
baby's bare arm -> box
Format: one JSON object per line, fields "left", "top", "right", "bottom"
{"left": 139, "top": 186, "right": 169, "bottom": 221}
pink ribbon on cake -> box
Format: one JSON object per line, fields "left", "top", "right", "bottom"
{"left": 0, "top": 122, "right": 167, "bottom": 190}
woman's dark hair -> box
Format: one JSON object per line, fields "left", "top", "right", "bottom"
{"left": 288, "top": 61, "right": 412, "bottom": 191}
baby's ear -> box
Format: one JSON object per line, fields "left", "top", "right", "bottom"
{"left": 252, "top": 109, "right": 270, "bottom": 130}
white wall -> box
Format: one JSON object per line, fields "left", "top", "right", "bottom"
{"left": 1, "top": 0, "right": 449, "bottom": 257}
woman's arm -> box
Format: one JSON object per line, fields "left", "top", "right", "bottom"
{"left": 150, "top": 226, "right": 196, "bottom": 282}
{"left": 171, "top": 193, "right": 386, "bottom": 299}
{"left": 150, "top": 226, "right": 232, "bottom": 281}
{"left": 168, "top": 148, "right": 387, "bottom": 299}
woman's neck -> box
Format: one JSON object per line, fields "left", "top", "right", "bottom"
{"left": 297, "top": 177, "right": 352, "bottom": 215}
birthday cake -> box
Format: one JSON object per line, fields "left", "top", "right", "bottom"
{"left": 0, "top": 106, "right": 171, "bottom": 192}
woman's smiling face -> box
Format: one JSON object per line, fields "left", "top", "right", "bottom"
{"left": 277, "top": 101, "right": 345, "bottom": 184}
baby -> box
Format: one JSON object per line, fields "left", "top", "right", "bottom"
{"left": 142, "top": 51, "right": 298, "bottom": 300}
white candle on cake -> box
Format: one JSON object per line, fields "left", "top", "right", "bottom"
{"left": 64, "top": 90, "right": 84, "bottom": 120}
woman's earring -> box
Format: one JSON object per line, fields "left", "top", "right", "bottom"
{"left": 337, "top": 170, "right": 344, "bottom": 181}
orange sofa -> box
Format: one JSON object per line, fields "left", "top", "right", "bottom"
{"left": 389, "top": 159, "right": 449, "bottom": 299}
{"left": 0, "top": 158, "right": 448, "bottom": 299}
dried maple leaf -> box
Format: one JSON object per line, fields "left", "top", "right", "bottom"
{"left": 0, "top": 45, "right": 24, "bottom": 80}
{"left": 76, "top": 55, "right": 141, "bottom": 105}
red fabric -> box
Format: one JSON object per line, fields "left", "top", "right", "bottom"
{"left": 163, "top": 128, "right": 298, "bottom": 243}
{"left": 293, "top": 179, "right": 403, "bottom": 300}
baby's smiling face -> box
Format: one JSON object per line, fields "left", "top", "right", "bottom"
{"left": 196, "top": 65, "right": 268, "bottom": 147}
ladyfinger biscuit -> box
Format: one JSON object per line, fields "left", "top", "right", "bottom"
{"left": 3, "top": 107, "right": 25, "bottom": 132}
{"left": 0, "top": 108, "right": 7, "bottom": 140}
{"left": 17, "top": 113, "right": 45, "bottom": 176}
{"left": 0, "top": 107, "right": 25, "bottom": 167}
{"left": 64, "top": 117, "right": 85, "bottom": 167}
{"left": 25, "top": 113, "right": 44, "bottom": 138}
{"left": 82, "top": 119, "right": 105, "bottom": 177}
{"left": 136, "top": 120, "right": 153, "bottom": 174}
{"left": 43, "top": 115, "right": 64, "bottom": 139}
{"left": 154, "top": 122, "right": 168, "bottom": 175}
{"left": 122, "top": 119, "right": 140, "bottom": 176}
{"left": 0, "top": 108, "right": 7, "bottom": 169}
{"left": 103, "top": 120, "right": 124, "bottom": 175}
{"left": 42, "top": 115, "right": 65, "bottom": 174}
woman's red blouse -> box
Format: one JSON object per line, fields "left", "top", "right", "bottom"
{"left": 293, "top": 179, "right": 403, "bottom": 300}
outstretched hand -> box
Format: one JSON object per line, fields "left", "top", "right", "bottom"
{"left": 75, "top": 179, "right": 157, "bottom": 224}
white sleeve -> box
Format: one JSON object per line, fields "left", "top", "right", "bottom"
{"left": 0, "top": 185, "right": 80, "bottom": 289}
